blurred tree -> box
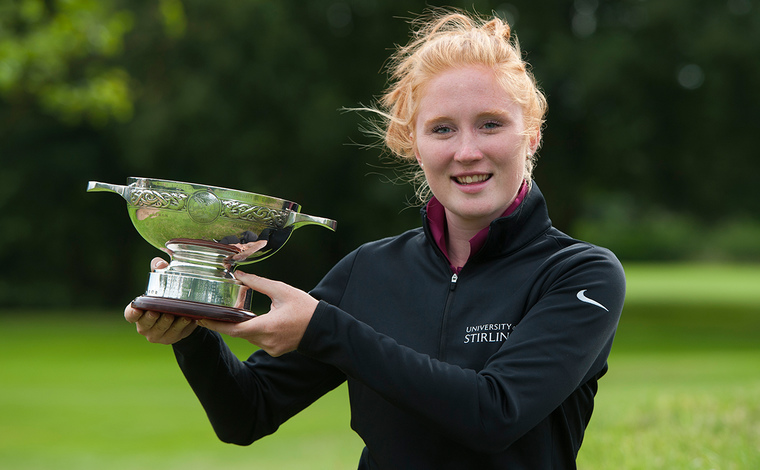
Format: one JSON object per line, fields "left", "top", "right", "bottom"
{"left": 0, "top": 0, "right": 758, "bottom": 309}
{"left": 2, "top": 0, "right": 125, "bottom": 125}
{"left": 0, "top": 0, "right": 188, "bottom": 125}
{"left": 0, "top": 0, "right": 190, "bottom": 306}
{"left": 530, "top": 0, "right": 760, "bottom": 230}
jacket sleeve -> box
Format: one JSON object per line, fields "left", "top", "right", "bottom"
{"left": 171, "top": 261, "right": 352, "bottom": 445}
{"left": 298, "top": 245, "right": 625, "bottom": 452}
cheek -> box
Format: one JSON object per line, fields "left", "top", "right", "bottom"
{"left": 489, "top": 137, "right": 526, "bottom": 162}
{"left": 414, "top": 139, "right": 437, "bottom": 165}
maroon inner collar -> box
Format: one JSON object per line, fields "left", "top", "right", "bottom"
{"left": 426, "top": 180, "right": 528, "bottom": 273}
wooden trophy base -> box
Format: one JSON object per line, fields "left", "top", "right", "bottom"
{"left": 131, "top": 296, "right": 256, "bottom": 323}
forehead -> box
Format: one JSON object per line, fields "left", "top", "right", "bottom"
{"left": 415, "top": 66, "right": 523, "bottom": 119}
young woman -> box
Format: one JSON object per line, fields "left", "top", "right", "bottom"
{"left": 125, "top": 10, "right": 625, "bottom": 469}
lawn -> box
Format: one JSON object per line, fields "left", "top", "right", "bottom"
{"left": 576, "top": 263, "right": 760, "bottom": 469}
{"left": 1, "top": 263, "right": 758, "bottom": 469}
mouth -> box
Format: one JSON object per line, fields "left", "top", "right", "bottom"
{"left": 454, "top": 174, "right": 492, "bottom": 185}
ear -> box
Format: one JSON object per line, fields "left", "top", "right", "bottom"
{"left": 415, "top": 152, "right": 423, "bottom": 168}
{"left": 527, "top": 129, "right": 541, "bottom": 156}
{"left": 412, "top": 132, "right": 424, "bottom": 167}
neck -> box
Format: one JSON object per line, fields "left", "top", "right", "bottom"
{"left": 444, "top": 218, "right": 483, "bottom": 269}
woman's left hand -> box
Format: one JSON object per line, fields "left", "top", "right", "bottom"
{"left": 197, "top": 271, "right": 318, "bottom": 357}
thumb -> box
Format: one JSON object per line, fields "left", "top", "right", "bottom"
{"left": 234, "top": 271, "right": 288, "bottom": 299}
{"left": 151, "top": 257, "right": 169, "bottom": 271}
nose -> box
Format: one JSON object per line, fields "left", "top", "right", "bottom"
{"left": 454, "top": 131, "right": 484, "bottom": 163}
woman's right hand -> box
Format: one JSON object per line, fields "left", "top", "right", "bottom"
{"left": 123, "top": 257, "right": 198, "bottom": 344}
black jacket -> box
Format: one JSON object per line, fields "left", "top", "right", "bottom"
{"left": 173, "top": 183, "right": 626, "bottom": 469}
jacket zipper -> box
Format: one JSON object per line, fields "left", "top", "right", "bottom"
{"left": 450, "top": 273, "right": 458, "bottom": 290}
{"left": 438, "top": 272, "right": 459, "bottom": 360}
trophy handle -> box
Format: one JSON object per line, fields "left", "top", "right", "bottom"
{"left": 87, "top": 181, "right": 128, "bottom": 199}
{"left": 290, "top": 212, "right": 338, "bottom": 231}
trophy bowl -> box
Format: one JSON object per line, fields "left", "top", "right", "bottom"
{"left": 88, "top": 177, "right": 337, "bottom": 322}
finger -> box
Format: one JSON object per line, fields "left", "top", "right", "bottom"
{"left": 179, "top": 318, "right": 198, "bottom": 338}
{"left": 234, "top": 271, "right": 287, "bottom": 299}
{"left": 197, "top": 318, "right": 240, "bottom": 336}
{"left": 163, "top": 315, "right": 195, "bottom": 341}
{"left": 151, "top": 257, "right": 169, "bottom": 271}
{"left": 124, "top": 304, "right": 144, "bottom": 323}
{"left": 141, "top": 312, "right": 176, "bottom": 342}
{"left": 136, "top": 313, "right": 195, "bottom": 344}
{"left": 152, "top": 312, "right": 177, "bottom": 335}
{"left": 135, "top": 310, "right": 161, "bottom": 334}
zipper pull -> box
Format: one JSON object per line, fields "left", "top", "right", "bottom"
{"left": 450, "top": 273, "right": 458, "bottom": 291}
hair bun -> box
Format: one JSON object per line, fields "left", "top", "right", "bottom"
{"left": 484, "top": 17, "right": 511, "bottom": 40}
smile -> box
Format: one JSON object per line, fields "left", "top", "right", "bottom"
{"left": 454, "top": 174, "right": 492, "bottom": 185}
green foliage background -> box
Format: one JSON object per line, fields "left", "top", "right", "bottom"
{"left": 1, "top": 0, "right": 759, "bottom": 308}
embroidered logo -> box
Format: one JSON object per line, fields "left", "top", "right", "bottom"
{"left": 464, "top": 323, "right": 514, "bottom": 344}
{"left": 577, "top": 289, "right": 609, "bottom": 311}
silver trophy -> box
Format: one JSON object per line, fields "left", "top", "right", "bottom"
{"left": 88, "top": 177, "right": 336, "bottom": 322}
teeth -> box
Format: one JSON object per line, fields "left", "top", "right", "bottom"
{"left": 456, "top": 174, "right": 490, "bottom": 184}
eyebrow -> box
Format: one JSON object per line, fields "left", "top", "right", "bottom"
{"left": 422, "top": 109, "right": 514, "bottom": 126}
{"left": 479, "top": 109, "right": 514, "bottom": 120}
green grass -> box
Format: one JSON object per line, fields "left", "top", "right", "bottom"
{"left": 576, "top": 263, "right": 760, "bottom": 469}
{"left": 578, "top": 351, "right": 760, "bottom": 469}
{"left": 0, "top": 315, "right": 362, "bottom": 470}
{"left": 1, "top": 263, "right": 758, "bottom": 469}
{"left": 623, "top": 262, "right": 760, "bottom": 306}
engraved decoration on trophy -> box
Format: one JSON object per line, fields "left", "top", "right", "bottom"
{"left": 88, "top": 177, "right": 337, "bottom": 322}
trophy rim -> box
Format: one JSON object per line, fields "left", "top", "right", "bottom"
{"left": 127, "top": 176, "right": 301, "bottom": 210}
{"left": 88, "top": 176, "right": 336, "bottom": 266}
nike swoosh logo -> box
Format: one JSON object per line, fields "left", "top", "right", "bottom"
{"left": 577, "top": 289, "right": 609, "bottom": 311}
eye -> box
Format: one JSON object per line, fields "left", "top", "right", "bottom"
{"left": 432, "top": 125, "right": 453, "bottom": 134}
{"left": 482, "top": 120, "right": 502, "bottom": 130}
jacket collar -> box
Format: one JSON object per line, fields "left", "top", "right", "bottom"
{"left": 421, "top": 181, "right": 553, "bottom": 263}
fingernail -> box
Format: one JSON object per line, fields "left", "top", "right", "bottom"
{"left": 233, "top": 271, "right": 249, "bottom": 280}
